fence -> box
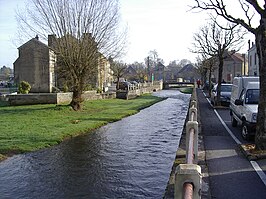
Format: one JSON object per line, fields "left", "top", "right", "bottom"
{"left": 174, "top": 86, "right": 202, "bottom": 199}
{"left": 0, "top": 87, "right": 17, "bottom": 95}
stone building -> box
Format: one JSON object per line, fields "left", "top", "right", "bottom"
{"left": 212, "top": 52, "right": 247, "bottom": 83}
{"left": 14, "top": 35, "right": 56, "bottom": 93}
{"left": 14, "top": 34, "right": 113, "bottom": 93}
{"left": 248, "top": 42, "right": 259, "bottom": 76}
{"left": 97, "top": 54, "right": 113, "bottom": 91}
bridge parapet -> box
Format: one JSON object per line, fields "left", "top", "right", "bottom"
{"left": 163, "top": 81, "right": 194, "bottom": 89}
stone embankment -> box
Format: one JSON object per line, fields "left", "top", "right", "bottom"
{"left": 5, "top": 81, "right": 163, "bottom": 105}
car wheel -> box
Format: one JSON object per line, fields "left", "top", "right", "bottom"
{"left": 231, "top": 116, "right": 237, "bottom": 127}
{"left": 242, "top": 122, "right": 250, "bottom": 140}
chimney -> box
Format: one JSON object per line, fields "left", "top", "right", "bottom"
{"left": 35, "top": 35, "right": 39, "bottom": 40}
{"left": 48, "top": 34, "right": 56, "bottom": 48}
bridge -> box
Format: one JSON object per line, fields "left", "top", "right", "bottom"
{"left": 163, "top": 80, "right": 194, "bottom": 89}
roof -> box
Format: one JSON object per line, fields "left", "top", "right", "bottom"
{"left": 230, "top": 53, "right": 245, "bottom": 62}
{"left": 18, "top": 37, "right": 49, "bottom": 50}
{"left": 178, "top": 64, "right": 195, "bottom": 74}
{"left": 224, "top": 51, "right": 246, "bottom": 62}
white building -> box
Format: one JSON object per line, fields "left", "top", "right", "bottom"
{"left": 248, "top": 42, "right": 259, "bottom": 76}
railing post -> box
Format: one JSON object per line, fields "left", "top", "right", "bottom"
{"left": 190, "top": 100, "right": 197, "bottom": 109}
{"left": 185, "top": 121, "right": 199, "bottom": 164}
{"left": 175, "top": 164, "right": 202, "bottom": 199}
{"left": 189, "top": 107, "right": 197, "bottom": 121}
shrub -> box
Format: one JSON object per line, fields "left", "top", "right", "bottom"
{"left": 83, "top": 84, "right": 94, "bottom": 91}
{"left": 97, "top": 88, "right": 102, "bottom": 93}
{"left": 18, "top": 81, "right": 31, "bottom": 94}
{"left": 63, "top": 84, "right": 69, "bottom": 92}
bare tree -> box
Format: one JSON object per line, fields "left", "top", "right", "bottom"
{"left": 177, "top": 59, "right": 192, "bottom": 68}
{"left": 109, "top": 59, "right": 127, "bottom": 89}
{"left": 16, "top": 0, "right": 127, "bottom": 110}
{"left": 191, "top": 21, "right": 245, "bottom": 105}
{"left": 128, "top": 62, "right": 147, "bottom": 82}
{"left": 203, "top": 56, "right": 217, "bottom": 97}
{"left": 191, "top": 0, "right": 266, "bottom": 150}
{"left": 195, "top": 56, "right": 207, "bottom": 86}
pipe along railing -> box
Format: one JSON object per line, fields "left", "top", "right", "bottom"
{"left": 175, "top": 87, "right": 202, "bottom": 199}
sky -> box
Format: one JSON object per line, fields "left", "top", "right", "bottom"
{"left": 0, "top": 0, "right": 255, "bottom": 68}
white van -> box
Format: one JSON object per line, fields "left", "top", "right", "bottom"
{"left": 230, "top": 76, "right": 259, "bottom": 140}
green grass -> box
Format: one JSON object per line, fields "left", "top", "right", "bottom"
{"left": 0, "top": 94, "right": 164, "bottom": 159}
{"left": 179, "top": 86, "right": 194, "bottom": 94}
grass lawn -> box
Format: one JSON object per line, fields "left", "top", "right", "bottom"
{"left": 0, "top": 94, "right": 164, "bottom": 160}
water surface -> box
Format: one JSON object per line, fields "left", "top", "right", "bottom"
{"left": 0, "top": 90, "right": 190, "bottom": 199}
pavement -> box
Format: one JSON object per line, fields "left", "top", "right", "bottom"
{"left": 164, "top": 88, "right": 266, "bottom": 199}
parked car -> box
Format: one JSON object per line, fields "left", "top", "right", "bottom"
{"left": 117, "top": 81, "right": 132, "bottom": 90}
{"left": 230, "top": 76, "right": 259, "bottom": 140}
{"left": 211, "top": 83, "right": 232, "bottom": 106}
{"left": 130, "top": 81, "right": 140, "bottom": 89}
{"left": 203, "top": 80, "right": 214, "bottom": 90}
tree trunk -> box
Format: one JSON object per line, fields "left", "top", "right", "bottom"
{"left": 216, "top": 57, "right": 224, "bottom": 106}
{"left": 70, "top": 87, "right": 83, "bottom": 111}
{"left": 116, "top": 77, "right": 120, "bottom": 90}
{"left": 208, "top": 68, "right": 212, "bottom": 97}
{"left": 255, "top": 26, "right": 266, "bottom": 150}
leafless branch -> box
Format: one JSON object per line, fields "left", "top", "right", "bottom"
{"left": 191, "top": 0, "right": 258, "bottom": 34}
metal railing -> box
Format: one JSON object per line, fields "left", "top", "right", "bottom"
{"left": 175, "top": 86, "right": 202, "bottom": 199}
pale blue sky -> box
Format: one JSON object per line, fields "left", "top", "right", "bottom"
{"left": 0, "top": 0, "right": 254, "bottom": 68}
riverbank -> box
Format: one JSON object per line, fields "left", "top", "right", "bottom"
{"left": 0, "top": 94, "right": 164, "bottom": 161}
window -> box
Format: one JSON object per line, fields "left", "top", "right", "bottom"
{"left": 245, "top": 89, "right": 259, "bottom": 104}
{"left": 221, "top": 84, "right": 232, "bottom": 92}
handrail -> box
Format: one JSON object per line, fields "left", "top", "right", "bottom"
{"left": 175, "top": 86, "right": 201, "bottom": 199}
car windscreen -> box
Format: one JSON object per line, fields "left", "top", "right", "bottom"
{"left": 245, "top": 89, "right": 259, "bottom": 104}
{"left": 221, "top": 85, "right": 232, "bottom": 92}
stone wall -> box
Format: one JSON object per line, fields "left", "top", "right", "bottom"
{"left": 7, "top": 81, "right": 163, "bottom": 105}
{"left": 8, "top": 91, "right": 116, "bottom": 106}
{"left": 8, "top": 93, "right": 58, "bottom": 106}
{"left": 116, "top": 81, "right": 163, "bottom": 99}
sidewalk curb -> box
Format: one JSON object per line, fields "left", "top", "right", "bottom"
{"left": 239, "top": 144, "right": 266, "bottom": 161}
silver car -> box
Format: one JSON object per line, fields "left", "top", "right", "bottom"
{"left": 211, "top": 83, "right": 232, "bottom": 106}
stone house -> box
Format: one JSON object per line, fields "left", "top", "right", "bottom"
{"left": 97, "top": 54, "right": 113, "bottom": 91}
{"left": 14, "top": 35, "right": 56, "bottom": 93}
{"left": 153, "top": 62, "right": 166, "bottom": 81}
{"left": 123, "top": 65, "right": 138, "bottom": 81}
{"left": 14, "top": 35, "right": 112, "bottom": 93}
{"left": 248, "top": 42, "right": 259, "bottom": 76}
{"left": 177, "top": 64, "right": 199, "bottom": 82}
{"left": 212, "top": 52, "right": 248, "bottom": 83}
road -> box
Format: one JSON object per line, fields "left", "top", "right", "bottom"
{"left": 199, "top": 90, "right": 266, "bottom": 199}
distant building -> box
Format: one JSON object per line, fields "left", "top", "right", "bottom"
{"left": 248, "top": 42, "right": 259, "bottom": 76}
{"left": 97, "top": 54, "right": 113, "bottom": 90}
{"left": 177, "top": 64, "right": 199, "bottom": 82}
{"left": 14, "top": 35, "right": 56, "bottom": 93}
{"left": 212, "top": 51, "right": 247, "bottom": 83}
{"left": 153, "top": 62, "right": 166, "bottom": 81}
{"left": 124, "top": 65, "right": 138, "bottom": 81}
